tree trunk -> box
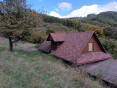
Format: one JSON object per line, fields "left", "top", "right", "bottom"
{"left": 8, "top": 36, "right": 13, "bottom": 51}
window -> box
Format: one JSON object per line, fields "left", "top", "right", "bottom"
{"left": 88, "top": 43, "right": 93, "bottom": 51}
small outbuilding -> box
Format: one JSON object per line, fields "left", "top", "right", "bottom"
{"left": 39, "top": 32, "right": 112, "bottom": 65}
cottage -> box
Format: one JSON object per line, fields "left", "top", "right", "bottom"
{"left": 39, "top": 32, "right": 112, "bottom": 65}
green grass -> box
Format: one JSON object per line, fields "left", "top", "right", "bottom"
{"left": 0, "top": 47, "right": 107, "bottom": 88}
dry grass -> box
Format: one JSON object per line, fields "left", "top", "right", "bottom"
{"left": 0, "top": 38, "right": 106, "bottom": 88}
{"left": 0, "top": 47, "right": 106, "bottom": 88}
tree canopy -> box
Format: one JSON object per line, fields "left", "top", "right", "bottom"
{"left": 0, "top": 0, "right": 42, "bottom": 51}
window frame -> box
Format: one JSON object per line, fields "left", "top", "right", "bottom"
{"left": 88, "top": 42, "right": 94, "bottom": 52}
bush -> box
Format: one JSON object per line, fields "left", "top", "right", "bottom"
{"left": 104, "top": 27, "right": 117, "bottom": 39}
{"left": 29, "top": 31, "right": 47, "bottom": 44}
{"left": 46, "top": 29, "right": 55, "bottom": 35}
{"left": 80, "top": 23, "right": 104, "bottom": 36}
{"left": 102, "top": 39, "right": 115, "bottom": 52}
{"left": 101, "top": 38, "right": 117, "bottom": 58}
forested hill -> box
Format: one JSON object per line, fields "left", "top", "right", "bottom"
{"left": 71, "top": 11, "right": 117, "bottom": 27}
{"left": 41, "top": 11, "right": 117, "bottom": 40}
{"left": 86, "top": 11, "right": 117, "bottom": 26}
{"left": 69, "top": 11, "right": 117, "bottom": 39}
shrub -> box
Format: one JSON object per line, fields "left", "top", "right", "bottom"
{"left": 101, "top": 38, "right": 117, "bottom": 58}
{"left": 102, "top": 39, "right": 115, "bottom": 52}
{"left": 29, "top": 31, "right": 47, "bottom": 44}
{"left": 46, "top": 29, "right": 55, "bottom": 35}
{"left": 104, "top": 27, "right": 117, "bottom": 39}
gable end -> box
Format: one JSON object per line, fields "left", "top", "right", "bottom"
{"left": 82, "top": 33, "right": 106, "bottom": 53}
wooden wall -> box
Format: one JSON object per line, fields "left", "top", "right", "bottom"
{"left": 83, "top": 35, "right": 103, "bottom": 53}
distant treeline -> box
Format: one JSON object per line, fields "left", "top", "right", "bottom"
{"left": 41, "top": 14, "right": 81, "bottom": 31}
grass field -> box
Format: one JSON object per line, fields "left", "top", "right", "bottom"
{"left": 0, "top": 38, "right": 107, "bottom": 88}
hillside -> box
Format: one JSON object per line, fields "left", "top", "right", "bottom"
{"left": 0, "top": 11, "right": 117, "bottom": 58}
{"left": 0, "top": 37, "right": 106, "bottom": 88}
{"left": 71, "top": 11, "right": 117, "bottom": 26}
{"left": 70, "top": 11, "right": 117, "bottom": 39}
{"left": 0, "top": 1, "right": 116, "bottom": 88}
{"left": 40, "top": 11, "right": 117, "bottom": 40}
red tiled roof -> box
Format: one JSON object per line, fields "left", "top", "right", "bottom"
{"left": 39, "top": 32, "right": 112, "bottom": 65}
{"left": 77, "top": 52, "right": 112, "bottom": 65}
{"left": 49, "top": 33, "right": 66, "bottom": 42}
{"left": 51, "top": 32, "right": 95, "bottom": 63}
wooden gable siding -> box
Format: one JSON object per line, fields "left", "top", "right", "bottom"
{"left": 83, "top": 35, "right": 103, "bottom": 53}
{"left": 47, "top": 34, "right": 63, "bottom": 51}
{"left": 47, "top": 34, "right": 53, "bottom": 41}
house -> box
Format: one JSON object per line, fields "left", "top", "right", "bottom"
{"left": 39, "top": 32, "right": 112, "bottom": 65}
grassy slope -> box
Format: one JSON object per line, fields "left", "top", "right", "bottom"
{"left": 0, "top": 41, "right": 106, "bottom": 88}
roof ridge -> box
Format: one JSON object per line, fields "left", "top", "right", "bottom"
{"left": 50, "top": 31, "right": 95, "bottom": 34}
